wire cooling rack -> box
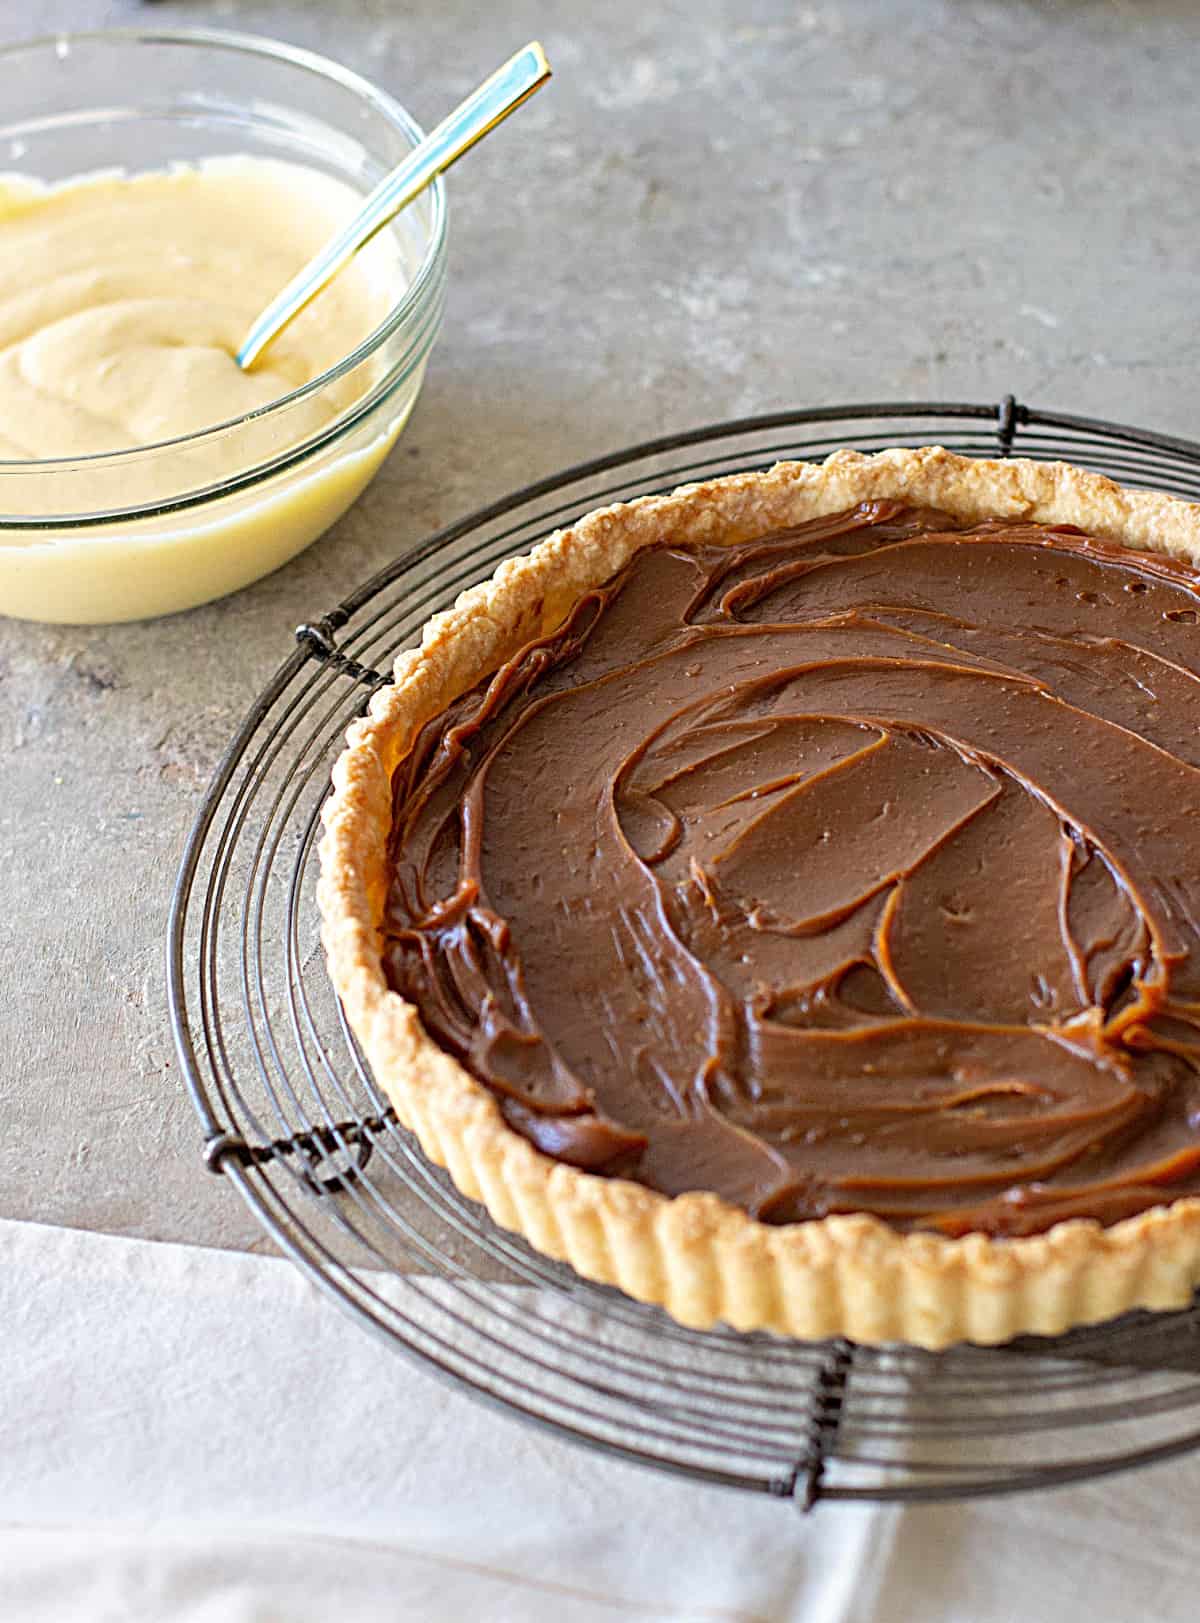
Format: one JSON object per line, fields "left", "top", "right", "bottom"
{"left": 168, "top": 399, "right": 1200, "bottom": 1507}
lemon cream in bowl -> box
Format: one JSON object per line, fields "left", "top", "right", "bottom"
{"left": 0, "top": 159, "right": 401, "bottom": 476}
{"left": 0, "top": 29, "right": 447, "bottom": 624}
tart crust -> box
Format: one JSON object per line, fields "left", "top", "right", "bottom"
{"left": 317, "top": 447, "right": 1200, "bottom": 1347}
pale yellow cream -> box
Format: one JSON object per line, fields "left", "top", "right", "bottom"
{"left": 0, "top": 157, "right": 424, "bottom": 623}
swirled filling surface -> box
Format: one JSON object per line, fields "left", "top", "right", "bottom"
{"left": 383, "top": 502, "right": 1200, "bottom": 1236}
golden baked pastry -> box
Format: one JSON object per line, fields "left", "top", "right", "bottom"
{"left": 318, "top": 448, "right": 1200, "bottom": 1347}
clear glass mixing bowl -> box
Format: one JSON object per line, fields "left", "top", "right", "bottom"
{"left": 0, "top": 27, "right": 448, "bottom": 623}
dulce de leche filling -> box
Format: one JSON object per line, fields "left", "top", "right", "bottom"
{"left": 382, "top": 502, "right": 1200, "bottom": 1237}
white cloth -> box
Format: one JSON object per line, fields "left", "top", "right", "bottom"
{"left": 0, "top": 1217, "right": 1196, "bottom": 1620}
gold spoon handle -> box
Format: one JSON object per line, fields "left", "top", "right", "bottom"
{"left": 236, "top": 41, "right": 551, "bottom": 370}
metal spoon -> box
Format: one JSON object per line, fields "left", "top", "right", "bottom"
{"left": 236, "top": 40, "right": 551, "bottom": 371}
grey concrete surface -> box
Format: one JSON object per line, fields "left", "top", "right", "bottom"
{"left": 3, "top": 0, "right": 1200, "bottom": 1253}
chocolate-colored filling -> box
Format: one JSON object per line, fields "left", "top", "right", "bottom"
{"left": 382, "top": 501, "right": 1200, "bottom": 1236}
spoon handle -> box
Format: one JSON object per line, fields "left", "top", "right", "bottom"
{"left": 237, "top": 41, "right": 551, "bottom": 370}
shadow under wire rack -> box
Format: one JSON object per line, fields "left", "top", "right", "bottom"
{"left": 167, "top": 399, "right": 1200, "bottom": 1508}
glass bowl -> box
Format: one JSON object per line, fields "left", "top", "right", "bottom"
{"left": 0, "top": 27, "right": 448, "bottom": 624}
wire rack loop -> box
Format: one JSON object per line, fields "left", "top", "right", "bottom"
{"left": 296, "top": 618, "right": 391, "bottom": 688}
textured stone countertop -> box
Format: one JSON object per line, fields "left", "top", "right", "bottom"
{"left": 3, "top": 0, "right": 1200, "bottom": 1255}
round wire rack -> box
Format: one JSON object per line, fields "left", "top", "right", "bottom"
{"left": 169, "top": 399, "right": 1200, "bottom": 1508}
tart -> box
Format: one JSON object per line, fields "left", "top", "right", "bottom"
{"left": 318, "top": 447, "right": 1200, "bottom": 1348}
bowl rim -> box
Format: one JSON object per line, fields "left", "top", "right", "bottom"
{"left": 0, "top": 25, "right": 447, "bottom": 501}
